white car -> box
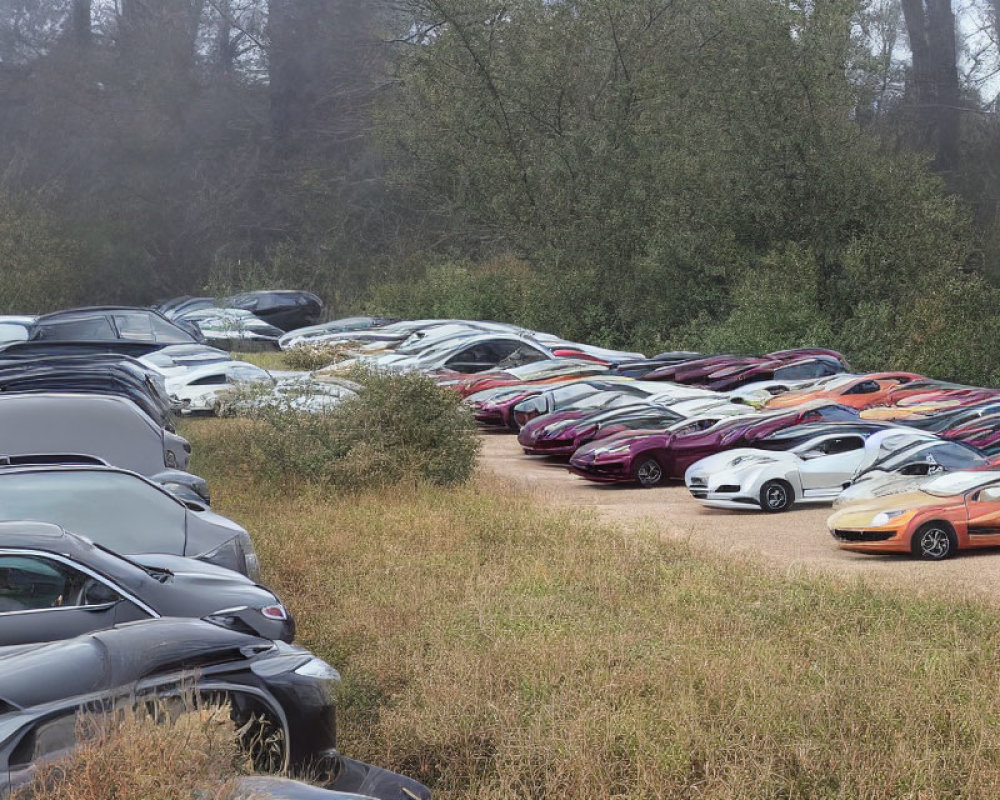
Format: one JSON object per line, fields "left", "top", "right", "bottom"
{"left": 166, "top": 361, "right": 275, "bottom": 414}
{"left": 833, "top": 438, "right": 992, "bottom": 507}
{"left": 685, "top": 427, "right": 886, "bottom": 512}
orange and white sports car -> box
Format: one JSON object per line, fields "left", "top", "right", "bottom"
{"left": 764, "top": 373, "right": 922, "bottom": 411}
{"left": 827, "top": 471, "right": 1000, "bottom": 560}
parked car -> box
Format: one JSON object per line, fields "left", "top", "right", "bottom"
{"left": 519, "top": 402, "right": 686, "bottom": 457}
{"left": 569, "top": 403, "right": 861, "bottom": 487}
{"left": 684, "top": 424, "right": 893, "bottom": 511}
{"left": 834, "top": 439, "right": 994, "bottom": 507}
{"left": 29, "top": 307, "right": 203, "bottom": 346}
{"left": 180, "top": 308, "right": 285, "bottom": 351}
{"left": 165, "top": 360, "right": 276, "bottom": 414}
{"left": 763, "top": 372, "right": 923, "bottom": 410}
{"left": 139, "top": 343, "right": 233, "bottom": 377}
{"left": 0, "top": 464, "right": 257, "bottom": 577}
{"left": 827, "top": 470, "right": 1000, "bottom": 560}
{"left": 0, "top": 522, "right": 291, "bottom": 645}
{"left": 278, "top": 316, "right": 401, "bottom": 350}
{"left": 443, "top": 358, "right": 608, "bottom": 398}
{"left": 382, "top": 333, "right": 553, "bottom": 375}
{"left": 222, "top": 290, "right": 324, "bottom": 332}
{"left": 511, "top": 378, "right": 714, "bottom": 429}
{"left": 0, "top": 392, "right": 190, "bottom": 474}
{"left": 0, "top": 353, "right": 175, "bottom": 430}
{"left": 0, "top": 619, "right": 430, "bottom": 799}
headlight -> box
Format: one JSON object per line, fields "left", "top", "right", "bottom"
{"left": 294, "top": 657, "right": 341, "bottom": 679}
{"left": 871, "top": 510, "right": 907, "bottom": 527}
{"left": 597, "top": 444, "right": 631, "bottom": 457}
{"left": 201, "top": 532, "right": 260, "bottom": 580}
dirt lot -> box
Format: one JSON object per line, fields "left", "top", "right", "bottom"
{"left": 480, "top": 432, "right": 1000, "bottom": 602}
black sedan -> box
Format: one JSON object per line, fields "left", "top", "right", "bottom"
{"left": 0, "top": 521, "right": 293, "bottom": 645}
{"left": 0, "top": 619, "right": 429, "bottom": 799}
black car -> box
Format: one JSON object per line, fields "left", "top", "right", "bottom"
{"left": 222, "top": 291, "right": 324, "bottom": 332}
{"left": 0, "top": 619, "right": 430, "bottom": 799}
{"left": 29, "top": 307, "right": 203, "bottom": 346}
{"left": 0, "top": 353, "right": 175, "bottom": 430}
{"left": 0, "top": 521, "right": 292, "bottom": 645}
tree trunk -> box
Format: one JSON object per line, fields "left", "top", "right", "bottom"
{"left": 900, "top": 0, "right": 960, "bottom": 173}
{"left": 71, "top": 0, "right": 92, "bottom": 47}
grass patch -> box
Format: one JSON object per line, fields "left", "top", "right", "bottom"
{"left": 17, "top": 700, "right": 245, "bottom": 800}
{"left": 185, "top": 418, "right": 1000, "bottom": 798}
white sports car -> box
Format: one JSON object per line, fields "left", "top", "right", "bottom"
{"left": 685, "top": 427, "right": 882, "bottom": 512}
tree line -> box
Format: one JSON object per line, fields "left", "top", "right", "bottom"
{"left": 0, "top": 0, "right": 999, "bottom": 382}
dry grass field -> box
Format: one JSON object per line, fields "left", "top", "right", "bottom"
{"left": 170, "top": 417, "right": 1000, "bottom": 799}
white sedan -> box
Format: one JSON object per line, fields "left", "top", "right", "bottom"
{"left": 685, "top": 428, "right": 877, "bottom": 512}
{"left": 165, "top": 361, "right": 275, "bottom": 414}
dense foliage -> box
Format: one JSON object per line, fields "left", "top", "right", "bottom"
{"left": 213, "top": 369, "right": 481, "bottom": 490}
{"left": 0, "top": 1, "right": 998, "bottom": 381}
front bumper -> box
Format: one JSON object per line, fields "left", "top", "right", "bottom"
{"left": 829, "top": 527, "right": 908, "bottom": 554}
{"left": 568, "top": 456, "right": 632, "bottom": 483}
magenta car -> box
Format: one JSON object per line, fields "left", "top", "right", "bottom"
{"left": 518, "top": 403, "right": 684, "bottom": 457}
{"left": 568, "top": 402, "right": 860, "bottom": 487}
{"left": 473, "top": 380, "right": 665, "bottom": 430}
{"left": 644, "top": 349, "right": 849, "bottom": 388}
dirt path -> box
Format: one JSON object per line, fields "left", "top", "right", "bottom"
{"left": 480, "top": 432, "right": 1000, "bottom": 602}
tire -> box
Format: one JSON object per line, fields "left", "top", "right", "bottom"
{"left": 759, "top": 480, "right": 794, "bottom": 513}
{"left": 911, "top": 522, "right": 957, "bottom": 561}
{"left": 634, "top": 456, "right": 665, "bottom": 488}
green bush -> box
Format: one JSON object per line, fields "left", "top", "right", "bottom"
{"left": 214, "top": 369, "right": 481, "bottom": 491}
{"left": 282, "top": 343, "right": 354, "bottom": 371}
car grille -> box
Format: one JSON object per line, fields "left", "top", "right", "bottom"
{"left": 833, "top": 529, "right": 895, "bottom": 543}
{"left": 716, "top": 484, "right": 740, "bottom": 494}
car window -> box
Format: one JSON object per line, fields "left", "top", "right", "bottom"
{"left": 0, "top": 554, "right": 117, "bottom": 613}
{"left": 9, "top": 710, "right": 81, "bottom": 768}
{"left": 822, "top": 436, "right": 865, "bottom": 455}
{"left": 35, "top": 317, "right": 116, "bottom": 341}
{"left": 112, "top": 314, "right": 155, "bottom": 342}
{"left": 977, "top": 486, "right": 1000, "bottom": 503}
{"left": 150, "top": 316, "right": 195, "bottom": 343}
{"left": 0, "top": 472, "right": 186, "bottom": 554}
{"left": 190, "top": 374, "right": 227, "bottom": 387}
{"left": 844, "top": 380, "right": 881, "bottom": 395}
{"left": 814, "top": 406, "right": 858, "bottom": 422}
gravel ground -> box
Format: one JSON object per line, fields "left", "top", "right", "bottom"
{"left": 480, "top": 432, "right": 1000, "bottom": 603}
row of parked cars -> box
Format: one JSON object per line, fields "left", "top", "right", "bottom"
{"left": 0, "top": 302, "right": 431, "bottom": 798}
{"left": 285, "top": 317, "right": 1000, "bottom": 564}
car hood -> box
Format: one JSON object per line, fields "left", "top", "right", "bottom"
{"left": 827, "top": 490, "right": 958, "bottom": 528}
{"left": 687, "top": 447, "right": 796, "bottom": 476}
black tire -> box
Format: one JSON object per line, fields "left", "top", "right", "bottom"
{"left": 911, "top": 522, "right": 957, "bottom": 561}
{"left": 634, "top": 456, "right": 665, "bottom": 488}
{"left": 759, "top": 480, "right": 794, "bottom": 513}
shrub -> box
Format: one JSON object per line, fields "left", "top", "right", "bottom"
{"left": 210, "top": 369, "right": 480, "bottom": 491}
{"left": 282, "top": 343, "right": 355, "bottom": 371}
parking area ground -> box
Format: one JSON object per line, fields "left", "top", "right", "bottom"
{"left": 480, "top": 432, "right": 1000, "bottom": 602}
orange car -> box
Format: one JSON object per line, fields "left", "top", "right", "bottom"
{"left": 764, "top": 372, "right": 923, "bottom": 411}
{"left": 827, "top": 471, "right": 1000, "bottom": 560}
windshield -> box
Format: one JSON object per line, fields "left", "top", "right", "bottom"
{"left": 0, "top": 471, "right": 186, "bottom": 554}
{"left": 876, "top": 442, "right": 987, "bottom": 473}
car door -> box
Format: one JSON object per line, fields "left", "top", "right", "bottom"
{"left": 964, "top": 485, "right": 1000, "bottom": 548}
{"left": 0, "top": 553, "right": 147, "bottom": 646}
{"left": 797, "top": 436, "right": 866, "bottom": 495}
